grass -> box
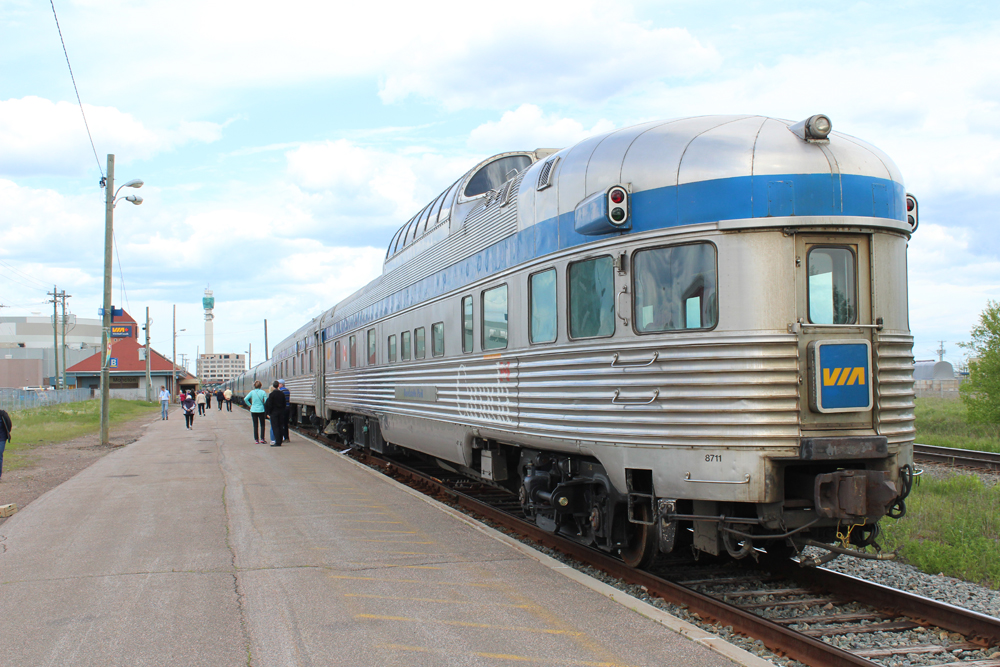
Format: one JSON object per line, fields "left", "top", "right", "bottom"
{"left": 2, "top": 399, "right": 160, "bottom": 472}
{"left": 879, "top": 473, "right": 1000, "bottom": 589}
{"left": 914, "top": 397, "right": 1000, "bottom": 453}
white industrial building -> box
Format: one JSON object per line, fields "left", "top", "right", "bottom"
{"left": 0, "top": 315, "right": 103, "bottom": 388}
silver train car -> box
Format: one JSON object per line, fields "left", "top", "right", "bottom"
{"left": 230, "top": 114, "right": 918, "bottom": 567}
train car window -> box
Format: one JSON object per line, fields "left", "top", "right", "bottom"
{"left": 367, "top": 328, "right": 376, "bottom": 364}
{"left": 415, "top": 327, "right": 426, "bottom": 359}
{"left": 349, "top": 335, "right": 357, "bottom": 368}
{"left": 432, "top": 322, "right": 444, "bottom": 357}
{"left": 292, "top": 358, "right": 297, "bottom": 376}
{"left": 464, "top": 155, "right": 531, "bottom": 198}
{"left": 388, "top": 334, "right": 396, "bottom": 362}
{"left": 808, "top": 247, "right": 857, "bottom": 324}
{"left": 633, "top": 243, "right": 718, "bottom": 333}
{"left": 482, "top": 284, "right": 508, "bottom": 350}
{"left": 438, "top": 179, "right": 460, "bottom": 225}
{"left": 335, "top": 341, "right": 341, "bottom": 370}
{"left": 569, "top": 256, "right": 615, "bottom": 339}
{"left": 462, "top": 296, "right": 473, "bottom": 353}
{"left": 529, "top": 268, "right": 557, "bottom": 344}
{"left": 401, "top": 330, "right": 411, "bottom": 361}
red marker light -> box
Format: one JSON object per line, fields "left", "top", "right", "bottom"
{"left": 610, "top": 189, "right": 625, "bottom": 204}
{"left": 907, "top": 198, "right": 914, "bottom": 212}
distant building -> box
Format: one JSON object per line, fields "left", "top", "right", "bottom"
{"left": 197, "top": 353, "right": 245, "bottom": 385}
{"left": 0, "top": 314, "right": 103, "bottom": 387}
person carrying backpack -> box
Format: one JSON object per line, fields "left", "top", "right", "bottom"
{"left": 0, "top": 408, "right": 12, "bottom": 481}
{"left": 245, "top": 381, "right": 268, "bottom": 444}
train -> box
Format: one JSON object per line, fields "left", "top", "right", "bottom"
{"left": 228, "top": 114, "right": 918, "bottom": 568}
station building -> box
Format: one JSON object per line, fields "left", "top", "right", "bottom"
{"left": 0, "top": 314, "right": 103, "bottom": 388}
{"left": 64, "top": 309, "right": 191, "bottom": 399}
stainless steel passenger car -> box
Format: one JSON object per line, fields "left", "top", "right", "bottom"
{"left": 230, "top": 115, "right": 918, "bottom": 567}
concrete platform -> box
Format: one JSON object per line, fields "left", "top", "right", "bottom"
{"left": 0, "top": 406, "right": 766, "bottom": 666}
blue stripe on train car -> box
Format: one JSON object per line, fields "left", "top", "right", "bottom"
{"left": 324, "top": 173, "right": 904, "bottom": 338}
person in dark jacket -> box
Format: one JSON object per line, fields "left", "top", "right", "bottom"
{"left": 278, "top": 380, "right": 291, "bottom": 440}
{"left": 215, "top": 389, "right": 225, "bottom": 410}
{"left": 0, "top": 408, "right": 12, "bottom": 481}
{"left": 264, "top": 381, "right": 287, "bottom": 447}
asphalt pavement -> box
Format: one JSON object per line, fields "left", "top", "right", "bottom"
{"left": 0, "top": 405, "right": 764, "bottom": 667}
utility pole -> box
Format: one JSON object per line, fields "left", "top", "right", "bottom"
{"left": 100, "top": 155, "right": 115, "bottom": 448}
{"left": 145, "top": 307, "right": 152, "bottom": 402}
{"left": 60, "top": 290, "right": 71, "bottom": 390}
{"left": 172, "top": 304, "right": 177, "bottom": 399}
{"left": 264, "top": 319, "right": 269, "bottom": 360}
{"left": 248, "top": 343, "right": 252, "bottom": 369}
{"left": 48, "top": 286, "right": 60, "bottom": 388}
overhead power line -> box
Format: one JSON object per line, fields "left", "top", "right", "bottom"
{"left": 49, "top": 0, "right": 104, "bottom": 178}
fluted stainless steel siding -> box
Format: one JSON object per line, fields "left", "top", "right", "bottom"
{"left": 875, "top": 333, "right": 915, "bottom": 444}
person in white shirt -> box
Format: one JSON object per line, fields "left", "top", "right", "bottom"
{"left": 159, "top": 386, "right": 171, "bottom": 420}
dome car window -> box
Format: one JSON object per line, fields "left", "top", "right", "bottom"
{"left": 633, "top": 243, "right": 718, "bottom": 332}
{"left": 464, "top": 155, "right": 531, "bottom": 198}
{"left": 529, "top": 269, "right": 557, "bottom": 344}
{"left": 482, "top": 285, "right": 508, "bottom": 350}
{"left": 569, "top": 256, "right": 615, "bottom": 339}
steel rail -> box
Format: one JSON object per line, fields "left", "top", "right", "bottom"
{"left": 914, "top": 443, "right": 1000, "bottom": 472}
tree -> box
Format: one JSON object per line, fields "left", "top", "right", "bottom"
{"left": 959, "top": 299, "right": 1000, "bottom": 425}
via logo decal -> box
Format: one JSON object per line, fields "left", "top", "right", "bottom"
{"left": 822, "top": 367, "right": 867, "bottom": 386}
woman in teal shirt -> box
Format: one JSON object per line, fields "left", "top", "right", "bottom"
{"left": 245, "top": 380, "right": 268, "bottom": 443}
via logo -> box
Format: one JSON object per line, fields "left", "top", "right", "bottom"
{"left": 822, "top": 367, "right": 866, "bottom": 386}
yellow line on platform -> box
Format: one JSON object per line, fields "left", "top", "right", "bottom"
{"left": 345, "top": 593, "right": 529, "bottom": 607}
{"left": 358, "top": 614, "right": 584, "bottom": 635}
{"left": 338, "top": 528, "right": 419, "bottom": 534}
{"left": 327, "top": 575, "right": 496, "bottom": 588}
{"left": 379, "top": 645, "right": 633, "bottom": 667}
{"left": 344, "top": 539, "right": 436, "bottom": 545}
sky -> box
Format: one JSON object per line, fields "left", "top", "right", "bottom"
{"left": 1, "top": 0, "right": 998, "bottom": 372}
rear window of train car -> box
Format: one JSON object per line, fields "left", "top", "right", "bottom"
{"left": 633, "top": 242, "right": 718, "bottom": 333}
{"left": 807, "top": 246, "right": 857, "bottom": 324}
{"left": 569, "top": 256, "right": 615, "bottom": 339}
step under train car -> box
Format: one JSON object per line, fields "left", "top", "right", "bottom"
{"left": 230, "top": 114, "right": 918, "bottom": 568}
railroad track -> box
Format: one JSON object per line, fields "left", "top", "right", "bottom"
{"left": 307, "top": 435, "right": 1000, "bottom": 667}
{"left": 914, "top": 444, "right": 1000, "bottom": 473}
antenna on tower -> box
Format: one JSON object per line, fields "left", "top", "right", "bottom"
{"left": 936, "top": 341, "right": 946, "bottom": 362}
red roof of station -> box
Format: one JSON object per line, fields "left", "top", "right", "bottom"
{"left": 66, "top": 309, "right": 184, "bottom": 374}
{"left": 66, "top": 336, "right": 180, "bottom": 373}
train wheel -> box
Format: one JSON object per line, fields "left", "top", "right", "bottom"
{"left": 621, "top": 502, "right": 659, "bottom": 569}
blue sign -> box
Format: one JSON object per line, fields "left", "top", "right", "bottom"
{"left": 812, "top": 341, "right": 872, "bottom": 412}
{"left": 110, "top": 358, "right": 118, "bottom": 368}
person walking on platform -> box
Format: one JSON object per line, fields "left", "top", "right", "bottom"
{"left": 278, "top": 379, "right": 291, "bottom": 441}
{"left": 0, "top": 407, "right": 12, "bottom": 481}
{"left": 223, "top": 388, "right": 233, "bottom": 411}
{"left": 265, "top": 380, "right": 287, "bottom": 447}
{"left": 215, "top": 389, "right": 224, "bottom": 410}
{"left": 159, "top": 385, "right": 171, "bottom": 420}
{"left": 246, "top": 380, "right": 268, "bottom": 443}
{"left": 205, "top": 391, "right": 212, "bottom": 410}
{"left": 182, "top": 393, "right": 196, "bottom": 429}
{"left": 196, "top": 390, "right": 206, "bottom": 416}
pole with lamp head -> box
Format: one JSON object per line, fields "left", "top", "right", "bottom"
{"left": 100, "top": 154, "right": 143, "bottom": 447}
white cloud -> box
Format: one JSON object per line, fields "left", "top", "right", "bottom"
{"left": 468, "top": 105, "right": 615, "bottom": 153}
{"left": 0, "top": 97, "right": 226, "bottom": 176}
{"left": 284, "top": 140, "right": 476, "bottom": 229}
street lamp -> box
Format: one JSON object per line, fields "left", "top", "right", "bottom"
{"left": 100, "top": 155, "right": 144, "bottom": 447}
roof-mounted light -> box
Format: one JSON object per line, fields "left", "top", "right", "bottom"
{"left": 788, "top": 114, "right": 833, "bottom": 143}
